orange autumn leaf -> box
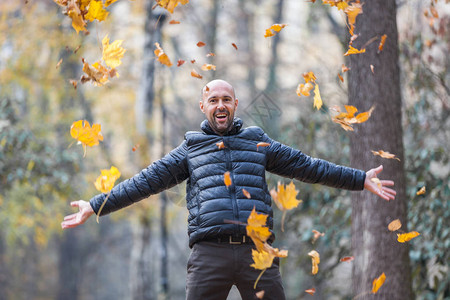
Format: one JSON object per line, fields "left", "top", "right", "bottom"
{"left": 85, "top": 0, "right": 109, "bottom": 22}
{"left": 264, "top": 23, "right": 287, "bottom": 38}
{"left": 246, "top": 207, "right": 271, "bottom": 251}
{"left": 206, "top": 52, "right": 215, "bottom": 57}
{"left": 102, "top": 35, "right": 126, "bottom": 69}
{"left": 313, "top": 84, "right": 323, "bottom": 110}
{"left": 177, "top": 59, "right": 185, "bottom": 67}
{"left": 94, "top": 166, "right": 121, "bottom": 194}
{"left": 312, "top": 229, "right": 324, "bottom": 243}
{"left": 340, "top": 256, "right": 354, "bottom": 262}
{"left": 303, "top": 71, "right": 317, "bottom": 83}
{"left": 388, "top": 219, "right": 402, "bottom": 232}
{"left": 397, "top": 231, "right": 420, "bottom": 243}
{"left": 154, "top": 42, "right": 172, "bottom": 67}
{"left": 378, "top": 34, "right": 387, "bottom": 53}
{"left": 70, "top": 120, "right": 103, "bottom": 156}
{"left": 224, "top": 171, "right": 232, "bottom": 188}
{"left": 332, "top": 105, "right": 374, "bottom": 131}
{"left": 190, "top": 59, "right": 196, "bottom": 64}
{"left": 305, "top": 288, "right": 316, "bottom": 296}
{"left": 56, "top": 58, "right": 63, "bottom": 69}
{"left": 257, "top": 142, "right": 270, "bottom": 151}
{"left": 80, "top": 59, "right": 115, "bottom": 86}
{"left": 156, "top": 0, "right": 189, "bottom": 14}
{"left": 371, "top": 150, "right": 400, "bottom": 161}
{"left": 308, "top": 250, "right": 320, "bottom": 275}
{"left": 342, "top": 64, "right": 350, "bottom": 73}
{"left": 251, "top": 249, "right": 273, "bottom": 270}
{"left": 296, "top": 82, "right": 314, "bottom": 97}
{"left": 344, "top": 45, "right": 366, "bottom": 56}
{"left": 372, "top": 272, "right": 386, "bottom": 294}
{"left": 216, "top": 141, "right": 225, "bottom": 149}
{"left": 344, "top": 2, "right": 363, "bottom": 35}
{"left": 169, "top": 20, "right": 180, "bottom": 24}
{"left": 338, "top": 73, "right": 344, "bottom": 82}
{"left": 196, "top": 41, "right": 206, "bottom": 47}
{"left": 132, "top": 144, "right": 140, "bottom": 152}
{"left": 191, "top": 69, "right": 203, "bottom": 79}
{"left": 69, "top": 79, "right": 78, "bottom": 89}
{"left": 105, "top": 0, "right": 119, "bottom": 7}
{"left": 243, "top": 189, "right": 251, "bottom": 199}
{"left": 201, "top": 64, "right": 216, "bottom": 71}
{"left": 231, "top": 43, "right": 238, "bottom": 50}
{"left": 416, "top": 186, "right": 426, "bottom": 195}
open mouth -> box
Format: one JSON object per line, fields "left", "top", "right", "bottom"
{"left": 215, "top": 113, "right": 228, "bottom": 121}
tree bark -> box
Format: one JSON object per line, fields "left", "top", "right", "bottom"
{"left": 348, "top": 1, "right": 412, "bottom": 299}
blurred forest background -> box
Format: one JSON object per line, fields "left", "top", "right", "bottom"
{"left": 0, "top": 0, "right": 448, "bottom": 299}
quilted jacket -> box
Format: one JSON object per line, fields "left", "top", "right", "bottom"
{"left": 90, "top": 118, "right": 366, "bottom": 247}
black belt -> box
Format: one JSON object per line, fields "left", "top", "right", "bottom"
{"left": 205, "top": 235, "right": 253, "bottom": 245}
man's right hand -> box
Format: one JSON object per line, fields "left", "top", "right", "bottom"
{"left": 61, "top": 200, "right": 95, "bottom": 229}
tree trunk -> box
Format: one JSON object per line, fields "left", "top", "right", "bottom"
{"left": 57, "top": 230, "right": 82, "bottom": 300}
{"left": 348, "top": 1, "right": 412, "bottom": 299}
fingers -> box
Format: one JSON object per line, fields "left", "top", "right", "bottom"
{"left": 374, "top": 165, "right": 383, "bottom": 175}
{"left": 70, "top": 201, "right": 80, "bottom": 207}
{"left": 63, "top": 213, "right": 78, "bottom": 221}
{"left": 380, "top": 180, "right": 394, "bottom": 186}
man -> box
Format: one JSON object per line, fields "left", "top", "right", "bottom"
{"left": 62, "top": 79, "right": 396, "bottom": 300}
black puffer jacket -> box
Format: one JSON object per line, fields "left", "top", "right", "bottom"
{"left": 90, "top": 118, "right": 366, "bottom": 247}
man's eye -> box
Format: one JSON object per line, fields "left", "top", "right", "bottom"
{"left": 209, "top": 99, "right": 216, "bottom": 103}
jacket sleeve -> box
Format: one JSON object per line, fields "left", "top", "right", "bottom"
{"left": 264, "top": 135, "right": 366, "bottom": 191}
{"left": 90, "top": 140, "right": 189, "bottom": 216}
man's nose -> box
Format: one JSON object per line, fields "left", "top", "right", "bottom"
{"left": 217, "top": 99, "right": 225, "bottom": 109}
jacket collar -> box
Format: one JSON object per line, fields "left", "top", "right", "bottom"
{"left": 201, "top": 118, "right": 243, "bottom": 136}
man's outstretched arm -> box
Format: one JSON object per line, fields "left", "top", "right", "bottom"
{"left": 61, "top": 200, "right": 95, "bottom": 229}
{"left": 363, "top": 165, "right": 396, "bottom": 201}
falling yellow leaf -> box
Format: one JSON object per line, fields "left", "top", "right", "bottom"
{"left": 243, "top": 189, "right": 251, "bottom": 199}
{"left": 156, "top": 0, "right": 189, "bottom": 14}
{"left": 270, "top": 181, "right": 301, "bottom": 232}
{"left": 416, "top": 186, "right": 426, "bottom": 195}
{"left": 372, "top": 272, "right": 386, "bottom": 294}
{"left": 224, "top": 171, "right": 232, "bottom": 188}
{"left": 191, "top": 69, "right": 203, "bottom": 79}
{"left": 313, "top": 84, "right": 322, "bottom": 110}
{"left": 94, "top": 166, "right": 121, "bottom": 194}
{"left": 85, "top": 0, "right": 109, "bottom": 22}
{"left": 303, "top": 71, "right": 317, "bottom": 83}
{"left": 371, "top": 150, "right": 400, "bottom": 161}
{"left": 342, "top": 64, "right": 350, "bottom": 73}
{"left": 296, "top": 82, "right": 314, "bottom": 97}
{"left": 264, "top": 23, "right": 287, "bottom": 38}
{"left": 70, "top": 120, "right": 103, "bottom": 156}
{"left": 105, "top": 0, "right": 119, "bottom": 7}
{"left": 251, "top": 249, "right": 274, "bottom": 270}
{"left": 68, "top": 8, "right": 87, "bottom": 34}
{"left": 201, "top": 63, "right": 216, "bottom": 71}
{"left": 216, "top": 141, "right": 225, "bottom": 149}
{"left": 378, "top": 34, "right": 387, "bottom": 53}
{"left": 344, "top": 45, "right": 366, "bottom": 56}
{"left": 102, "top": 35, "right": 126, "bottom": 69}
{"left": 169, "top": 20, "right": 180, "bottom": 24}
{"left": 344, "top": 2, "right": 363, "bottom": 35}
{"left": 56, "top": 58, "right": 63, "bottom": 69}
{"left": 388, "top": 219, "right": 402, "bottom": 232}
{"left": 246, "top": 207, "right": 271, "bottom": 251}
{"left": 397, "top": 231, "right": 420, "bottom": 243}
{"left": 332, "top": 105, "right": 374, "bottom": 131}
{"left": 154, "top": 42, "right": 172, "bottom": 67}
{"left": 80, "top": 59, "right": 110, "bottom": 86}
{"left": 308, "top": 250, "right": 320, "bottom": 275}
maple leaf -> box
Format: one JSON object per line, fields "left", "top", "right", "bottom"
{"left": 85, "top": 0, "right": 109, "bottom": 22}
{"left": 313, "top": 84, "right": 322, "bottom": 110}
{"left": 264, "top": 24, "right": 287, "bottom": 38}
{"left": 156, "top": 0, "right": 189, "bottom": 14}
{"left": 308, "top": 250, "right": 320, "bottom": 275}
{"left": 305, "top": 288, "right": 316, "bottom": 295}
{"left": 94, "top": 166, "right": 121, "bottom": 222}
{"left": 270, "top": 181, "right": 301, "bottom": 232}
{"left": 94, "top": 166, "right": 121, "bottom": 194}
{"left": 331, "top": 105, "right": 374, "bottom": 131}
{"left": 397, "top": 231, "right": 420, "bottom": 243}
{"left": 371, "top": 150, "right": 400, "bottom": 161}
{"left": 70, "top": 120, "right": 104, "bottom": 157}
{"left": 344, "top": 45, "right": 366, "bottom": 56}
{"left": 224, "top": 171, "right": 232, "bottom": 188}
{"left": 416, "top": 186, "right": 426, "bottom": 195}
{"left": 388, "top": 219, "right": 402, "bottom": 232}
{"left": 246, "top": 207, "right": 271, "bottom": 251}
{"left": 303, "top": 71, "right": 317, "bottom": 83}
{"left": 80, "top": 59, "right": 110, "bottom": 86}
{"left": 344, "top": 2, "right": 363, "bottom": 35}
{"left": 68, "top": 6, "right": 87, "bottom": 33}
{"left": 251, "top": 249, "right": 274, "bottom": 288}
{"left": 201, "top": 64, "right": 216, "bottom": 71}
{"left": 296, "top": 82, "right": 314, "bottom": 97}
{"left": 102, "top": 35, "right": 126, "bottom": 69}
{"left": 372, "top": 272, "right": 386, "bottom": 294}
{"left": 154, "top": 42, "right": 172, "bottom": 67}
{"left": 378, "top": 34, "right": 387, "bottom": 53}
{"left": 105, "top": 0, "right": 119, "bottom": 7}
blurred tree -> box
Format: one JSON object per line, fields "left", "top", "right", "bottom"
{"left": 347, "top": 0, "right": 412, "bottom": 298}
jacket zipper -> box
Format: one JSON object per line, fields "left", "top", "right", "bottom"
{"left": 224, "top": 138, "right": 239, "bottom": 234}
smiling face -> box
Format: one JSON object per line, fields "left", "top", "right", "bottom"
{"left": 199, "top": 80, "right": 238, "bottom": 135}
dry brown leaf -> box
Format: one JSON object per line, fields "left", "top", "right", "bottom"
{"left": 388, "top": 219, "right": 402, "bottom": 232}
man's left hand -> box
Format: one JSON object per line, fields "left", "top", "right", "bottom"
{"left": 364, "top": 165, "right": 396, "bottom": 201}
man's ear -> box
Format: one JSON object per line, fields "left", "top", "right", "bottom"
{"left": 235, "top": 98, "right": 239, "bottom": 108}
{"left": 199, "top": 100, "right": 205, "bottom": 113}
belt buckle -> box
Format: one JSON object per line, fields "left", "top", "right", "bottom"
{"left": 229, "top": 235, "right": 245, "bottom": 244}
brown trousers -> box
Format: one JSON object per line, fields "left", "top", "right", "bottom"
{"left": 186, "top": 241, "right": 286, "bottom": 300}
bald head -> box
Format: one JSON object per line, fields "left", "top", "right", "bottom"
{"left": 202, "top": 79, "right": 236, "bottom": 102}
